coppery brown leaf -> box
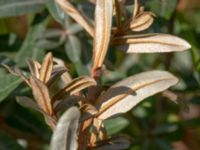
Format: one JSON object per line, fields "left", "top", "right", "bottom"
{"left": 112, "top": 33, "right": 191, "bottom": 53}
{"left": 130, "top": 12, "right": 154, "bottom": 32}
{"left": 53, "top": 57, "right": 72, "bottom": 84}
{"left": 27, "top": 59, "right": 41, "bottom": 78}
{"left": 133, "top": 0, "right": 139, "bottom": 18}
{"left": 96, "top": 71, "right": 178, "bottom": 120}
{"left": 92, "top": 0, "right": 113, "bottom": 72}
{"left": 52, "top": 76, "right": 97, "bottom": 103}
{"left": 39, "top": 52, "right": 53, "bottom": 83}
{"left": 30, "top": 77, "right": 53, "bottom": 115}
{"left": 55, "top": 0, "right": 94, "bottom": 37}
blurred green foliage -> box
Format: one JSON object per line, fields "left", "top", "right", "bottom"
{"left": 0, "top": 0, "right": 199, "bottom": 149}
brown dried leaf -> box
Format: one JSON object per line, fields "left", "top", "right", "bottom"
{"left": 27, "top": 59, "right": 41, "bottom": 78}
{"left": 89, "top": 118, "right": 106, "bottom": 145}
{"left": 39, "top": 52, "right": 53, "bottom": 83}
{"left": 30, "top": 77, "right": 53, "bottom": 115}
{"left": 130, "top": 12, "right": 154, "bottom": 32}
{"left": 52, "top": 76, "right": 97, "bottom": 102}
{"left": 53, "top": 57, "right": 72, "bottom": 84}
{"left": 112, "top": 33, "right": 191, "bottom": 53}
{"left": 133, "top": 0, "right": 139, "bottom": 18}
{"left": 96, "top": 71, "right": 178, "bottom": 120}
{"left": 92, "top": 0, "right": 113, "bottom": 71}
{"left": 55, "top": 0, "right": 94, "bottom": 37}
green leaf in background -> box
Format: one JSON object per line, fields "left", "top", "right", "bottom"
{"left": 0, "top": 69, "right": 22, "bottom": 102}
{"left": 0, "top": 0, "right": 46, "bottom": 18}
{"left": 65, "top": 35, "right": 88, "bottom": 75}
{"left": 104, "top": 117, "right": 129, "bottom": 135}
{"left": 5, "top": 102, "right": 51, "bottom": 142}
{"left": 15, "top": 12, "right": 49, "bottom": 67}
{"left": 65, "top": 35, "right": 81, "bottom": 63}
{"left": 0, "top": 19, "right": 7, "bottom": 34}
{"left": 46, "top": 0, "right": 65, "bottom": 24}
{"left": 0, "top": 131, "right": 24, "bottom": 150}
{"left": 146, "top": 0, "right": 178, "bottom": 19}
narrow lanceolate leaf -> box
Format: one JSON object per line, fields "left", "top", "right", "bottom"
{"left": 52, "top": 76, "right": 96, "bottom": 102}
{"left": 27, "top": 59, "right": 41, "bottom": 78}
{"left": 55, "top": 0, "right": 94, "bottom": 37}
{"left": 112, "top": 33, "right": 191, "bottom": 53}
{"left": 39, "top": 53, "right": 53, "bottom": 83}
{"left": 16, "top": 96, "right": 44, "bottom": 113}
{"left": 133, "top": 0, "right": 139, "bottom": 18}
{"left": 130, "top": 12, "right": 154, "bottom": 32}
{"left": 15, "top": 13, "right": 48, "bottom": 67}
{"left": 50, "top": 107, "right": 80, "bottom": 150}
{"left": 96, "top": 71, "right": 178, "bottom": 120}
{"left": 92, "top": 0, "right": 113, "bottom": 71}
{"left": 30, "top": 77, "right": 53, "bottom": 115}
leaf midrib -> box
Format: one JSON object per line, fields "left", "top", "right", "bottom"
{"left": 97, "top": 77, "right": 173, "bottom": 117}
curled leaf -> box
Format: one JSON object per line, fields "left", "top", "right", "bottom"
{"left": 112, "top": 33, "right": 191, "bottom": 53}
{"left": 53, "top": 57, "right": 72, "bottom": 84}
{"left": 130, "top": 12, "right": 154, "bottom": 32}
{"left": 55, "top": 0, "right": 94, "bottom": 37}
{"left": 96, "top": 70, "right": 178, "bottom": 120}
{"left": 52, "top": 76, "right": 96, "bottom": 102}
{"left": 50, "top": 107, "right": 80, "bottom": 150}
{"left": 30, "top": 77, "right": 53, "bottom": 115}
{"left": 92, "top": 0, "right": 113, "bottom": 72}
